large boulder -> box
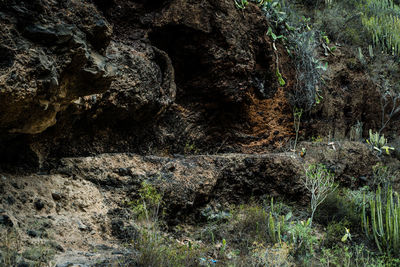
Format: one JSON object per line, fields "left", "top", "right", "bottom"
{"left": 0, "top": 0, "right": 114, "bottom": 134}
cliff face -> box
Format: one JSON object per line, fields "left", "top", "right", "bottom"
{"left": 0, "top": 0, "right": 297, "bottom": 168}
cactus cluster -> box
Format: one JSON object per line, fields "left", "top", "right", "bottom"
{"left": 362, "top": 187, "right": 400, "bottom": 255}
{"left": 362, "top": 0, "right": 400, "bottom": 56}
{"left": 267, "top": 198, "right": 290, "bottom": 244}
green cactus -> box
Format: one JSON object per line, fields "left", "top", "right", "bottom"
{"left": 267, "top": 198, "right": 289, "bottom": 244}
{"left": 362, "top": 186, "right": 400, "bottom": 255}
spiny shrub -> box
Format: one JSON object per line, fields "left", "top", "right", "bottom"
{"left": 261, "top": 1, "right": 327, "bottom": 111}
{"left": 362, "top": 186, "right": 400, "bottom": 255}
{"left": 288, "top": 30, "right": 326, "bottom": 111}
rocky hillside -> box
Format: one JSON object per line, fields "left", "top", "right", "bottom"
{"left": 0, "top": 0, "right": 399, "bottom": 266}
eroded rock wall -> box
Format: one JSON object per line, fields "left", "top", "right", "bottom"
{"left": 0, "top": 0, "right": 398, "bottom": 168}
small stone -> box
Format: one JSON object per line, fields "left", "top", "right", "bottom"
{"left": 77, "top": 220, "right": 88, "bottom": 231}
{"left": 34, "top": 199, "right": 45, "bottom": 210}
{"left": 27, "top": 230, "right": 38, "bottom": 237}
{"left": 42, "top": 221, "right": 53, "bottom": 228}
{"left": 0, "top": 214, "right": 13, "bottom": 227}
{"left": 55, "top": 244, "right": 65, "bottom": 252}
{"left": 6, "top": 196, "right": 15, "bottom": 205}
{"left": 12, "top": 182, "right": 20, "bottom": 189}
{"left": 51, "top": 192, "right": 62, "bottom": 201}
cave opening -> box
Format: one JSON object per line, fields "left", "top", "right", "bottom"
{"left": 149, "top": 25, "right": 213, "bottom": 101}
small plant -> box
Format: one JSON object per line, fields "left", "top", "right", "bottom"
{"left": 267, "top": 27, "right": 285, "bottom": 42}
{"left": 266, "top": 26, "right": 287, "bottom": 88}
{"left": 366, "top": 129, "right": 395, "bottom": 155}
{"left": 234, "top": 0, "right": 248, "bottom": 9}
{"left": 184, "top": 142, "right": 198, "bottom": 154}
{"left": 349, "top": 121, "right": 363, "bottom": 141}
{"left": 288, "top": 218, "right": 318, "bottom": 258}
{"left": 311, "top": 135, "right": 324, "bottom": 143}
{"left": 302, "top": 164, "right": 337, "bottom": 226}
{"left": 341, "top": 227, "right": 352, "bottom": 243}
{"left": 362, "top": 186, "right": 400, "bottom": 255}
{"left": 379, "top": 89, "right": 400, "bottom": 134}
{"left": 325, "top": 220, "right": 351, "bottom": 246}
{"left": 130, "top": 181, "right": 163, "bottom": 224}
{"left": 275, "top": 68, "right": 286, "bottom": 87}
{"left": 220, "top": 238, "right": 227, "bottom": 256}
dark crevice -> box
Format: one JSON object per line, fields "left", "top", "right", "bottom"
{"left": 0, "top": 46, "right": 15, "bottom": 69}
{"left": 253, "top": 50, "right": 275, "bottom": 99}
{"left": 0, "top": 135, "right": 39, "bottom": 172}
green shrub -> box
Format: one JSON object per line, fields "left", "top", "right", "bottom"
{"left": 288, "top": 219, "right": 319, "bottom": 260}
{"left": 314, "top": 187, "right": 367, "bottom": 231}
{"left": 255, "top": 0, "right": 328, "bottom": 111}
{"left": 230, "top": 199, "right": 291, "bottom": 247}
{"left": 325, "top": 220, "right": 351, "bottom": 247}
{"left": 320, "top": 245, "right": 353, "bottom": 266}
{"left": 287, "top": 29, "right": 326, "bottom": 111}
{"left": 370, "top": 163, "right": 398, "bottom": 190}
{"left": 314, "top": 3, "right": 370, "bottom": 46}
{"left": 133, "top": 228, "right": 204, "bottom": 267}
{"left": 320, "top": 244, "right": 387, "bottom": 267}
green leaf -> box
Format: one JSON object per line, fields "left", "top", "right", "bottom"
{"left": 285, "top": 212, "right": 293, "bottom": 221}
{"left": 276, "top": 69, "right": 286, "bottom": 86}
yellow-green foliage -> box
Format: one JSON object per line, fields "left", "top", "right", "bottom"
{"left": 361, "top": 0, "right": 400, "bottom": 55}
{"left": 130, "top": 181, "right": 163, "bottom": 222}
{"left": 366, "top": 129, "right": 395, "bottom": 155}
